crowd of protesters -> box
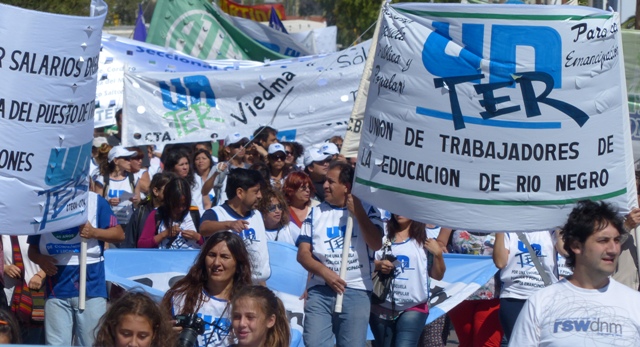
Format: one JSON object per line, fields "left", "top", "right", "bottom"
{"left": 1, "top": 109, "right": 640, "bottom": 346}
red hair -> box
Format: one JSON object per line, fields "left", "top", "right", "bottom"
{"left": 283, "top": 171, "right": 316, "bottom": 203}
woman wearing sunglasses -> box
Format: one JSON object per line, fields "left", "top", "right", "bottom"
{"left": 266, "top": 144, "right": 292, "bottom": 191}
{"left": 257, "top": 188, "right": 295, "bottom": 245}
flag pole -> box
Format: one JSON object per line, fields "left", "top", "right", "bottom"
{"left": 334, "top": 215, "right": 354, "bottom": 313}
{"left": 79, "top": 238, "right": 88, "bottom": 310}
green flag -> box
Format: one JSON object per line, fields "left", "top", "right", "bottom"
{"left": 147, "top": 0, "right": 286, "bottom": 61}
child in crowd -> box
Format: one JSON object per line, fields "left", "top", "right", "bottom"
{"left": 231, "top": 286, "right": 290, "bottom": 347}
{"left": 0, "top": 309, "right": 21, "bottom": 344}
{"left": 94, "top": 291, "right": 175, "bottom": 347}
{"left": 138, "top": 177, "right": 202, "bottom": 249}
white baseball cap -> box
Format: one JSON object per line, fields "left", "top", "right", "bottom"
{"left": 304, "top": 146, "right": 331, "bottom": 167}
{"left": 321, "top": 142, "right": 339, "bottom": 155}
{"left": 108, "top": 146, "right": 136, "bottom": 162}
{"left": 92, "top": 137, "right": 108, "bottom": 148}
{"left": 225, "top": 132, "right": 248, "bottom": 146}
{"left": 268, "top": 143, "right": 286, "bottom": 155}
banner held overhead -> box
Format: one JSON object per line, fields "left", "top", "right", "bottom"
{"left": 0, "top": 2, "right": 106, "bottom": 234}
{"left": 352, "top": 3, "right": 637, "bottom": 232}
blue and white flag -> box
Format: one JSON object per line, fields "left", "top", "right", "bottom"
{"left": 133, "top": 3, "right": 147, "bottom": 42}
{"left": 269, "top": 7, "right": 288, "bottom": 34}
{"left": 104, "top": 244, "right": 497, "bottom": 326}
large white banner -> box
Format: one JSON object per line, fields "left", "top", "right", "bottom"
{"left": 0, "top": 3, "right": 106, "bottom": 234}
{"left": 96, "top": 35, "right": 264, "bottom": 128}
{"left": 352, "top": 4, "right": 637, "bottom": 232}
{"left": 122, "top": 41, "right": 371, "bottom": 147}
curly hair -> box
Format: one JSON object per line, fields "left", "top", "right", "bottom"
{"left": 231, "top": 286, "right": 290, "bottom": 347}
{"left": 161, "top": 232, "right": 253, "bottom": 316}
{"left": 561, "top": 200, "right": 625, "bottom": 268}
{"left": 94, "top": 291, "right": 175, "bottom": 347}
{"left": 257, "top": 187, "right": 290, "bottom": 228}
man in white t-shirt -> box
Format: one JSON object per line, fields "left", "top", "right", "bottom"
{"left": 297, "top": 161, "right": 383, "bottom": 347}
{"left": 510, "top": 200, "right": 640, "bottom": 346}
{"left": 200, "top": 168, "right": 270, "bottom": 284}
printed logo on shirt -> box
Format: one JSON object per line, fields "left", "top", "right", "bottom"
{"left": 52, "top": 228, "right": 78, "bottom": 241}
{"left": 553, "top": 318, "right": 622, "bottom": 337}
{"left": 397, "top": 255, "right": 413, "bottom": 273}
{"left": 241, "top": 228, "right": 257, "bottom": 244}
{"left": 325, "top": 225, "right": 350, "bottom": 252}
{"left": 200, "top": 314, "right": 231, "bottom": 344}
{"left": 108, "top": 189, "right": 127, "bottom": 198}
{"left": 515, "top": 241, "right": 545, "bottom": 267}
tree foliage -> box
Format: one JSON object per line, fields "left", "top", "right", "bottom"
{"left": 318, "top": 0, "right": 457, "bottom": 48}
{"left": 0, "top": 1, "right": 92, "bottom": 16}
{"left": 1, "top": 0, "right": 146, "bottom": 26}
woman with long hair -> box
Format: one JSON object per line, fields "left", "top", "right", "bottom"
{"left": 283, "top": 171, "right": 318, "bottom": 243}
{"left": 128, "top": 147, "right": 150, "bottom": 206}
{"left": 164, "top": 147, "right": 204, "bottom": 229}
{"left": 231, "top": 286, "right": 290, "bottom": 347}
{"left": 137, "top": 177, "right": 202, "bottom": 249}
{"left": 257, "top": 188, "right": 294, "bottom": 245}
{"left": 94, "top": 291, "right": 175, "bottom": 347}
{"left": 193, "top": 149, "right": 216, "bottom": 210}
{"left": 161, "top": 232, "right": 253, "bottom": 347}
{"left": 122, "top": 172, "right": 175, "bottom": 248}
{"left": 369, "top": 214, "right": 446, "bottom": 347}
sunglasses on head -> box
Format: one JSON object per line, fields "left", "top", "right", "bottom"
{"left": 267, "top": 204, "right": 283, "bottom": 213}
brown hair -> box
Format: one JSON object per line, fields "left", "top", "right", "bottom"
{"left": 231, "top": 286, "right": 290, "bottom": 347}
{"left": 257, "top": 188, "right": 290, "bottom": 227}
{"left": 94, "top": 291, "right": 175, "bottom": 347}
{"left": 161, "top": 232, "right": 252, "bottom": 316}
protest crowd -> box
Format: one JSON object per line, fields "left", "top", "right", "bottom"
{"left": 1, "top": 114, "right": 640, "bottom": 347}
{"left": 3, "top": 0, "right": 640, "bottom": 346}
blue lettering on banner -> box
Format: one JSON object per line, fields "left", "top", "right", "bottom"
{"left": 37, "top": 143, "right": 91, "bottom": 230}
{"left": 419, "top": 22, "right": 588, "bottom": 131}
{"left": 159, "top": 75, "right": 216, "bottom": 111}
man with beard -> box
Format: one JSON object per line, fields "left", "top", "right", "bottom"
{"left": 200, "top": 168, "right": 270, "bottom": 284}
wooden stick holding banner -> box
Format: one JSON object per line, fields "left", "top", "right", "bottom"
{"left": 79, "top": 238, "right": 87, "bottom": 310}
{"left": 334, "top": 214, "right": 353, "bottom": 313}
{"left": 335, "top": 0, "right": 386, "bottom": 313}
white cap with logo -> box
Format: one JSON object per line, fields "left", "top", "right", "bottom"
{"left": 108, "top": 146, "right": 136, "bottom": 163}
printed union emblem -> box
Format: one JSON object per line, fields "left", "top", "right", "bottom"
{"left": 165, "top": 9, "right": 245, "bottom": 60}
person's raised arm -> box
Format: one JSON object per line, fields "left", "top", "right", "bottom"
{"left": 347, "top": 195, "right": 382, "bottom": 251}
{"left": 493, "top": 232, "right": 509, "bottom": 269}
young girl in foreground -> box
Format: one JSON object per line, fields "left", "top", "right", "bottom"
{"left": 94, "top": 291, "right": 175, "bottom": 347}
{"left": 231, "top": 286, "right": 290, "bottom": 347}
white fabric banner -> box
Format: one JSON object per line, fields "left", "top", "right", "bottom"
{"left": 0, "top": 3, "right": 106, "bottom": 234}
{"left": 352, "top": 4, "right": 637, "bottom": 232}
{"left": 227, "top": 14, "right": 312, "bottom": 57}
{"left": 122, "top": 41, "right": 371, "bottom": 148}
{"left": 96, "top": 35, "right": 264, "bottom": 128}
{"left": 290, "top": 26, "right": 338, "bottom": 55}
